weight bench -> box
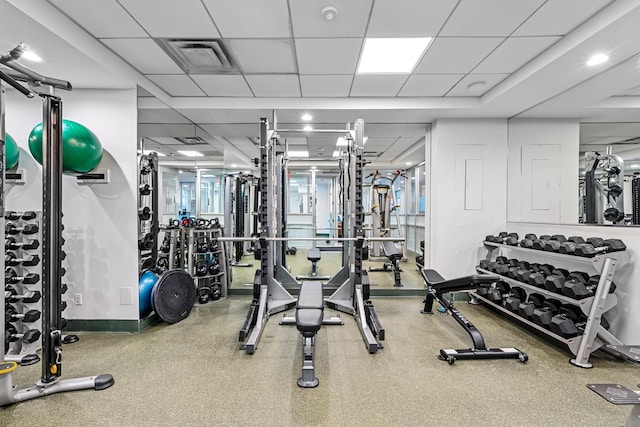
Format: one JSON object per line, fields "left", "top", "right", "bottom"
{"left": 295, "top": 282, "right": 324, "bottom": 387}
{"left": 296, "top": 248, "right": 330, "bottom": 281}
{"left": 421, "top": 269, "right": 528, "bottom": 365}
{"left": 369, "top": 241, "right": 403, "bottom": 287}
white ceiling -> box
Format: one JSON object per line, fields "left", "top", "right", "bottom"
{"left": 2, "top": 0, "right": 640, "bottom": 169}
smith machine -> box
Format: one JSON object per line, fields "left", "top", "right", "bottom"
{"left": 0, "top": 44, "right": 113, "bottom": 406}
{"left": 228, "top": 116, "right": 391, "bottom": 356}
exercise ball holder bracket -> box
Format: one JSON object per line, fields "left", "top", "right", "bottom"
{"left": 75, "top": 169, "right": 110, "bottom": 185}
{"left": 5, "top": 168, "right": 26, "bottom": 185}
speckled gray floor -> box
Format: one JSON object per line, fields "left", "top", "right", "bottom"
{"left": 2, "top": 296, "right": 638, "bottom": 426}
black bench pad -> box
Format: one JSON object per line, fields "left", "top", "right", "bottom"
{"left": 296, "top": 309, "right": 323, "bottom": 335}
{"left": 382, "top": 241, "right": 403, "bottom": 261}
{"left": 421, "top": 269, "right": 498, "bottom": 293}
{"left": 307, "top": 248, "right": 321, "bottom": 262}
{"left": 297, "top": 282, "right": 324, "bottom": 310}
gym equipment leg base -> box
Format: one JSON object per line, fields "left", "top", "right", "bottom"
{"left": 438, "top": 348, "right": 528, "bottom": 365}
{"left": 1, "top": 373, "right": 114, "bottom": 406}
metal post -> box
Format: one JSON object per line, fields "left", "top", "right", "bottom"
{"left": 0, "top": 83, "right": 6, "bottom": 365}
{"left": 311, "top": 167, "right": 316, "bottom": 242}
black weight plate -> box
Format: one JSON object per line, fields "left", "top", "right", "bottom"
{"left": 152, "top": 270, "right": 196, "bottom": 324}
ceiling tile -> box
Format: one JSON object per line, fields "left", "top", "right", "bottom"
{"left": 146, "top": 75, "right": 206, "bottom": 96}
{"left": 414, "top": 37, "right": 503, "bottom": 74}
{"left": 350, "top": 75, "right": 408, "bottom": 97}
{"left": 177, "top": 109, "right": 269, "bottom": 123}
{"left": 50, "top": 0, "right": 146, "bottom": 37}
{"left": 203, "top": 0, "right": 290, "bottom": 38}
{"left": 245, "top": 75, "right": 301, "bottom": 97}
{"left": 474, "top": 36, "right": 560, "bottom": 73}
{"left": 295, "top": 39, "right": 362, "bottom": 74}
{"left": 398, "top": 74, "right": 464, "bottom": 97}
{"left": 300, "top": 75, "right": 353, "bottom": 97}
{"left": 441, "top": 0, "right": 545, "bottom": 37}
{"left": 446, "top": 73, "right": 509, "bottom": 96}
{"left": 191, "top": 75, "right": 253, "bottom": 96}
{"left": 514, "top": 0, "right": 613, "bottom": 36}
{"left": 138, "top": 108, "right": 191, "bottom": 124}
{"left": 290, "top": 0, "right": 372, "bottom": 38}
{"left": 367, "top": 0, "right": 458, "bottom": 37}
{"left": 118, "top": 0, "right": 220, "bottom": 38}
{"left": 101, "top": 38, "right": 183, "bottom": 73}
{"left": 228, "top": 39, "right": 296, "bottom": 74}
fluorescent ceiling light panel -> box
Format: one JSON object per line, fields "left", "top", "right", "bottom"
{"left": 336, "top": 136, "right": 367, "bottom": 146}
{"left": 303, "top": 125, "right": 313, "bottom": 131}
{"left": 357, "top": 38, "right": 432, "bottom": 74}
{"left": 301, "top": 114, "right": 312, "bottom": 121}
{"left": 288, "top": 151, "right": 309, "bottom": 158}
{"left": 177, "top": 150, "right": 204, "bottom": 157}
{"left": 586, "top": 54, "right": 608, "bottom": 66}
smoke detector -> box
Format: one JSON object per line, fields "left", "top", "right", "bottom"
{"left": 321, "top": 6, "right": 338, "bottom": 21}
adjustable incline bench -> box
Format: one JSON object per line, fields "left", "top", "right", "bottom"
{"left": 295, "top": 281, "right": 325, "bottom": 387}
{"left": 421, "top": 269, "right": 528, "bottom": 365}
{"left": 369, "top": 241, "right": 403, "bottom": 287}
{"left": 296, "top": 248, "right": 330, "bottom": 281}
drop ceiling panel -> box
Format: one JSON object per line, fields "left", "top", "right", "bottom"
{"left": 367, "top": 0, "right": 458, "bottom": 37}
{"left": 295, "top": 39, "right": 362, "bottom": 74}
{"left": 474, "top": 36, "right": 560, "bottom": 73}
{"left": 290, "top": 0, "right": 372, "bottom": 38}
{"left": 440, "top": 0, "right": 545, "bottom": 37}
{"left": 350, "top": 75, "right": 408, "bottom": 97}
{"left": 228, "top": 39, "right": 296, "bottom": 74}
{"left": 101, "top": 38, "right": 183, "bottom": 74}
{"left": 138, "top": 108, "right": 191, "bottom": 124}
{"left": 398, "top": 74, "right": 464, "bottom": 97}
{"left": 117, "top": 0, "right": 219, "bottom": 38}
{"left": 203, "top": 0, "right": 290, "bottom": 38}
{"left": 49, "top": 0, "right": 146, "bottom": 37}
{"left": 245, "top": 75, "right": 301, "bottom": 97}
{"left": 414, "top": 38, "right": 503, "bottom": 74}
{"left": 200, "top": 124, "right": 261, "bottom": 137}
{"left": 300, "top": 75, "right": 354, "bottom": 97}
{"left": 447, "top": 73, "right": 509, "bottom": 96}
{"left": 514, "top": 0, "right": 613, "bottom": 36}
{"left": 191, "top": 75, "right": 253, "bottom": 96}
{"left": 146, "top": 75, "right": 206, "bottom": 97}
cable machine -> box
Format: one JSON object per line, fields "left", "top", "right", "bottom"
{"left": 0, "top": 43, "right": 113, "bottom": 406}
{"left": 368, "top": 169, "right": 406, "bottom": 259}
{"left": 224, "top": 172, "right": 255, "bottom": 267}
{"left": 583, "top": 150, "right": 625, "bottom": 224}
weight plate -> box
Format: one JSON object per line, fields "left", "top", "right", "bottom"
{"left": 151, "top": 270, "right": 196, "bottom": 324}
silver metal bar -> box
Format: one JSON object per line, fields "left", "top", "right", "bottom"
{"left": 217, "top": 236, "right": 405, "bottom": 242}
{"left": 274, "top": 128, "right": 353, "bottom": 134}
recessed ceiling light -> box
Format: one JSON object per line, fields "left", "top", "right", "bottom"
{"left": 587, "top": 54, "right": 609, "bottom": 66}
{"left": 179, "top": 170, "right": 183, "bottom": 174}
{"left": 336, "top": 136, "right": 367, "bottom": 146}
{"left": 301, "top": 114, "right": 312, "bottom": 121}
{"left": 321, "top": 5, "right": 338, "bottom": 21}
{"left": 21, "top": 50, "right": 42, "bottom": 62}
{"left": 406, "top": 161, "right": 412, "bottom": 165}
{"left": 288, "top": 151, "right": 309, "bottom": 158}
{"left": 357, "top": 38, "right": 432, "bottom": 74}
{"left": 177, "top": 150, "right": 204, "bottom": 157}
{"left": 303, "top": 125, "right": 313, "bottom": 131}
{"left": 231, "top": 164, "right": 237, "bottom": 168}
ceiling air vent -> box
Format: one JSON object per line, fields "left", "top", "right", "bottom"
{"left": 156, "top": 39, "right": 238, "bottom": 74}
{"left": 175, "top": 136, "right": 208, "bottom": 145}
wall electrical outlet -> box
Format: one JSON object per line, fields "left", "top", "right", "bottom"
{"left": 74, "top": 293, "right": 82, "bottom": 305}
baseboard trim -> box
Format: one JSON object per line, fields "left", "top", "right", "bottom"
{"left": 66, "top": 315, "right": 159, "bottom": 333}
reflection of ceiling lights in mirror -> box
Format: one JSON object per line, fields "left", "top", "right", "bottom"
{"left": 336, "top": 136, "right": 367, "bottom": 146}
{"left": 333, "top": 151, "right": 340, "bottom": 157}
{"left": 288, "top": 151, "right": 309, "bottom": 158}
{"left": 630, "top": 164, "right": 640, "bottom": 169}
{"left": 301, "top": 114, "right": 312, "bottom": 121}
{"left": 303, "top": 125, "right": 313, "bottom": 131}
{"left": 587, "top": 53, "right": 609, "bottom": 66}
{"left": 177, "top": 150, "right": 204, "bottom": 157}
{"left": 406, "top": 161, "right": 412, "bottom": 165}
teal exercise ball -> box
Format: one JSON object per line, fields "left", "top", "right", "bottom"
{"left": 138, "top": 270, "right": 159, "bottom": 318}
{"left": 28, "top": 119, "right": 103, "bottom": 173}
{"left": 5, "top": 133, "right": 19, "bottom": 170}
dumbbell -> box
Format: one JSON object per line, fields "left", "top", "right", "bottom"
{"left": 519, "top": 233, "right": 537, "bottom": 249}
{"left": 527, "top": 264, "right": 555, "bottom": 287}
{"left": 60, "top": 283, "right": 68, "bottom": 294}
{"left": 517, "top": 262, "right": 540, "bottom": 283}
{"left": 485, "top": 232, "right": 519, "bottom": 245}
{"left": 5, "top": 223, "right": 39, "bottom": 235}
{"left": 559, "top": 271, "right": 590, "bottom": 299}
{"left": 504, "top": 287, "right": 527, "bottom": 312}
{"left": 604, "top": 206, "right": 625, "bottom": 223}
{"left": 286, "top": 246, "right": 297, "bottom": 255}
{"left": 517, "top": 293, "right": 545, "bottom": 319}
{"left": 5, "top": 268, "right": 40, "bottom": 285}
{"left": 5, "top": 288, "right": 42, "bottom": 303}
{"left": 5, "top": 324, "right": 41, "bottom": 344}
{"left": 574, "top": 238, "right": 626, "bottom": 257}
{"left": 549, "top": 306, "right": 586, "bottom": 338}
{"left": 138, "top": 233, "right": 154, "bottom": 251}
{"left": 5, "top": 211, "right": 37, "bottom": 221}
{"left": 5, "top": 308, "right": 41, "bottom": 323}
{"left": 558, "top": 236, "right": 585, "bottom": 255}
{"left": 476, "top": 284, "right": 491, "bottom": 298}
{"left": 138, "top": 207, "right": 152, "bottom": 220}
{"left": 543, "top": 235, "right": 567, "bottom": 252}
{"left": 5, "top": 252, "right": 40, "bottom": 267}
{"left": 563, "top": 274, "right": 617, "bottom": 300}
{"left": 478, "top": 260, "right": 491, "bottom": 271}
{"left": 532, "top": 299, "right": 563, "bottom": 328}
{"left": 543, "top": 269, "right": 570, "bottom": 293}
{"left": 486, "top": 281, "right": 510, "bottom": 304}
{"left": 139, "top": 183, "right": 152, "bottom": 195}
{"left": 5, "top": 236, "right": 40, "bottom": 250}
{"left": 512, "top": 260, "right": 530, "bottom": 281}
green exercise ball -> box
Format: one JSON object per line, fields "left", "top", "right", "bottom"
{"left": 28, "top": 119, "right": 103, "bottom": 173}
{"left": 5, "top": 133, "right": 19, "bottom": 170}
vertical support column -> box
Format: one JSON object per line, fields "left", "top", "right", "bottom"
{"left": 352, "top": 119, "right": 365, "bottom": 287}
{"left": 311, "top": 167, "right": 316, "bottom": 242}
{"left": 223, "top": 175, "right": 232, "bottom": 263}
{"left": 40, "top": 95, "right": 63, "bottom": 383}
{"left": 259, "top": 119, "right": 270, "bottom": 285}
{"left": 195, "top": 168, "right": 201, "bottom": 219}
{"left": 150, "top": 153, "right": 159, "bottom": 264}
{"left": 0, "top": 84, "right": 6, "bottom": 364}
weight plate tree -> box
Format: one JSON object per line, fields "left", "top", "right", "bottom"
{"left": 0, "top": 43, "right": 113, "bottom": 406}
{"left": 138, "top": 152, "right": 159, "bottom": 271}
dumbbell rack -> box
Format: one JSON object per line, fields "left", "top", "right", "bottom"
{"left": 186, "top": 227, "right": 228, "bottom": 305}
{"left": 138, "top": 153, "right": 159, "bottom": 271}
{"left": 472, "top": 240, "right": 629, "bottom": 368}
{"left": 4, "top": 212, "right": 42, "bottom": 365}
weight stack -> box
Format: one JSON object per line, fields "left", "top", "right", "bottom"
{"left": 632, "top": 175, "right": 640, "bottom": 225}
